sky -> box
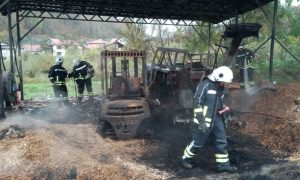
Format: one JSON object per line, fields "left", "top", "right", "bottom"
{"left": 292, "top": 0, "right": 300, "bottom": 6}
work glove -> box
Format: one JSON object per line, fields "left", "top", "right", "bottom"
{"left": 197, "top": 120, "right": 207, "bottom": 134}
{"left": 217, "top": 106, "right": 230, "bottom": 115}
{"left": 194, "top": 109, "right": 207, "bottom": 134}
{"left": 223, "top": 112, "right": 232, "bottom": 128}
{"left": 88, "top": 68, "right": 95, "bottom": 77}
{"left": 218, "top": 106, "right": 232, "bottom": 128}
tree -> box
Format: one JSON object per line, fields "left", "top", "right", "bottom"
{"left": 117, "top": 23, "right": 147, "bottom": 51}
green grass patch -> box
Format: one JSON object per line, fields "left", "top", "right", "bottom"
{"left": 24, "top": 80, "right": 103, "bottom": 100}
{"left": 253, "top": 60, "right": 300, "bottom": 83}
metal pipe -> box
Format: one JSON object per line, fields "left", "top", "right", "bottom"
{"left": 104, "top": 56, "right": 108, "bottom": 94}
{"left": 0, "top": 43, "right": 5, "bottom": 119}
{"left": 112, "top": 57, "right": 116, "bottom": 77}
{"left": 134, "top": 56, "right": 138, "bottom": 77}
{"left": 269, "top": 0, "right": 278, "bottom": 82}
{"left": 16, "top": 11, "right": 24, "bottom": 100}
{"left": 208, "top": 22, "right": 211, "bottom": 65}
{"left": 0, "top": 0, "right": 9, "bottom": 9}
{"left": 100, "top": 56, "right": 104, "bottom": 95}
{"left": 253, "top": 36, "right": 271, "bottom": 53}
{"left": 7, "top": 4, "right": 14, "bottom": 73}
{"left": 142, "top": 52, "right": 148, "bottom": 98}
{"left": 20, "top": 18, "right": 45, "bottom": 41}
{"left": 275, "top": 37, "right": 300, "bottom": 63}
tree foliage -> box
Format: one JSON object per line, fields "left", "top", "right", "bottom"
{"left": 0, "top": 16, "right": 124, "bottom": 43}
{"left": 178, "top": 2, "right": 300, "bottom": 63}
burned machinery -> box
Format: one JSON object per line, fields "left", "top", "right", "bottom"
{"left": 148, "top": 24, "right": 263, "bottom": 125}
{"left": 148, "top": 47, "right": 212, "bottom": 124}
{"left": 98, "top": 50, "right": 152, "bottom": 139}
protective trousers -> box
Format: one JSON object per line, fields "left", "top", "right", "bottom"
{"left": 76, "top": 78, "right": 93, "bottom": 102}
{"left": 53, "top": 84, "right": 68, "bottom": 103}
{"left": 182, "top": 116, "right": 229, "bottom": 164}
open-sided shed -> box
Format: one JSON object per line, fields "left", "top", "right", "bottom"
{"left": 0, "top": 0, "right": 279, "bottom": 118}
{"left": 1, "top": 0, "right": 274, "bottom": 23}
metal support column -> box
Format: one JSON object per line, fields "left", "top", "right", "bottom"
{"left": 142, "top": 53, "right": 148, "bottom": 98}
{"left": 0, "top": 44, "right": 5, "bottom": 119}
{"left": 16, "top": 11, "right": 24, "bottom": 100}
{"left": 208, "top": 23, "right": 211, "bottom": 65}
{"left": 269, "top": 0, "right": 278, "bottom": 82}
{"left": 7, "top": 4, "right": 14, "bottom": 73}
{"left": 134, "top": 57, "right": 138, "bottom": 77}
{"left": 104, "top": 57, "right": 108, "bottom": 94}
{"left": 100, "top": 56, "right": 105, "bottom": 95}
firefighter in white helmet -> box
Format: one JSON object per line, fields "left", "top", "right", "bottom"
{"left": 69, "top": 58, "right": 95, "bottom": 102}
{"left": 182, "top": 66, "right": 238, "bottom": 173}
{"left": 48, "top": 56, "right": 70, "bottom": 105}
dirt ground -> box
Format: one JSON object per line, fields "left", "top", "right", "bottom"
{"left": 0, "top": 82, "right": 300, "bottom": 179}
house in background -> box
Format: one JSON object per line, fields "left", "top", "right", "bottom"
{"left": 0, "top": 42, "right": 10, "bottom": 60}
{"left": 23, "top": 44, "right": 42, "bottom": 55}
{"left": 83, "top": 39, "right": 107, "bottom": 50}
{"left": 46, "top": 38, "right": 82, "bottom": 57}
{"left": 104, "top": 38, "right": 126, "bottom": 50}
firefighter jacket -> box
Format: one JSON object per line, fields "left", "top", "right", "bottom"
{"left": 71, "top": 61, "right": 94, "bottom": 80}
{"left": 48, "top": 64, "right": 68, "bottom": 86}
{"left": 193, "top": 78, "right": 227, "bottom": 129}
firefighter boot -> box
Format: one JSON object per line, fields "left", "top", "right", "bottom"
{"left": 88, "top": 95, "right": 93, "bottom": 101}
{"left": 216, "top": 162, "right": 238, "bottom": 173}
{"left": 182, "top": 158, "right": 194, "bottom": 169}
{"left": 77, "top": 97, "right": 83, "bottom": 103}
{"left": 63, "top": 100, "right": 72, "bottom": 106}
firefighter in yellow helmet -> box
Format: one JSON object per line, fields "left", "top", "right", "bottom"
{"left": 182, "top": 66, "right": 237, "bottom": 173}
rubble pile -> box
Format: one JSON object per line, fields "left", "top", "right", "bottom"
{"left": 0, "top": 125, "right": 25, "bottom": 140}
{"left": 229, "top": 83, "right": 300, "bottom": 154}
{"left": 0, "top": 123, "right": 171, "bottom": 179}
{"left": 0, "top": 84, "right": 300, "bottom": 179}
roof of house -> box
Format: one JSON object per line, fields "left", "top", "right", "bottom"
{"left": 86, "top": 39, "right": 107, "bottom": 45}
{"left": 49, "top": 38, "right": 63, "bottom": 46}
{"left": 23, "top": 44, "right": 42, "bottom": 52}
{"left": 48, "top": 38, "right": 81, "bottom": 46}
{"left": 105, "top": 38, "right": 125, "bottom": 46}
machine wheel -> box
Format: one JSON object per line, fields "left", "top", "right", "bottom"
{"left": 136, "top": 118, "right": 153, "bottom": 139}
{"left": 2, "top": 71, "right": 18, "bottom": 107}
{"left": 97, "top": 120, "right": 116, "bottom": 139}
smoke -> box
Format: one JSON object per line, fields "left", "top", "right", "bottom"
{"left": 0, "top": 114, "right": 49, "bottom": 129}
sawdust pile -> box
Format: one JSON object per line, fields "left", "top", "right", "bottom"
{"left": 0, "top": 119, "right": 171, "bottom": 179}
{"left": 229, "top": 83, "right": 300, "bottom": 154}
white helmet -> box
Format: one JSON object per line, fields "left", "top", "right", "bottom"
{"left": 208, "top": 66, "right": 233, "bottom": 83}
{"left": 73, "top": 58, "right": 81, "bottom": 66}
{"left": 55, "top": 56, "right": 63, "bottom": 65}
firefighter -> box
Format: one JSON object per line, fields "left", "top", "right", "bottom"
{"left": 235, "top": 48, "right": 255, "bottom": 87}
{"left": 70, "top": 58, "right": 95, "bottom": 102}
{"left": 48, "top": 56, "right": 70, "bottom": 105}
{"left": 182, "top": 66, "right": 238, "bottom": 173}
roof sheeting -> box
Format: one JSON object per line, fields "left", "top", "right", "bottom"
{"left": 0, "top": 0, "right": 274, "bottom": 23}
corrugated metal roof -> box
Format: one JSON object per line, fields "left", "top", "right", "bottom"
{"left": 0, "top": 0, "right": 274, "bottom": 23}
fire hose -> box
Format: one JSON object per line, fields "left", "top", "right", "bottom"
{"left": 231, "top": 109, "right": 289, "bottom": 120}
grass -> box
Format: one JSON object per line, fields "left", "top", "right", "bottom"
{"left": 24, "top": 80, "right": 103, "bottom": 100}
{"left": 253, "top": 60, "right": 300, "bottom": 83}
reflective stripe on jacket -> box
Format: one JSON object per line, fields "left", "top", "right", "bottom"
{"left": 193, "top": 79, "right": 227, "bottom": 127}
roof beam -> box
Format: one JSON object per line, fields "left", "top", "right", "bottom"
{"left": 0, "top": 0, "right": 9, "bottom": 9}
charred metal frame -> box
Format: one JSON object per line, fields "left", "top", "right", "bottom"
{"left": 1, "top": 0, "right": 299, "bottom": 118}
{"left": 100, "top": 50, "right": 148, "bottom": 97}
{"left": 18, "top": 10, "right": 202, "bottom": 26}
